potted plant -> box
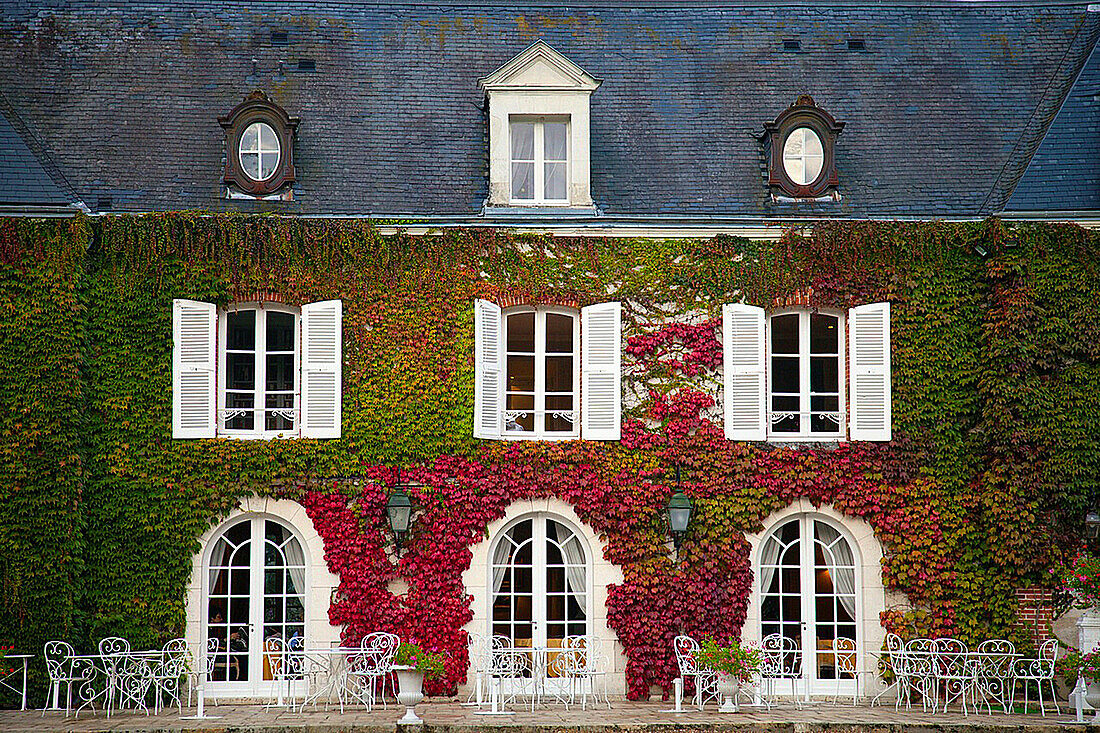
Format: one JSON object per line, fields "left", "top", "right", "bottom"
{"left": 1058, "top": 648, "right": 1100, "bottom": 719}
{"left": 391, "top": 640, "right": 446, "bottom": 725}
{"left": 693, "top": 637, "right": 762, "bottom": 713}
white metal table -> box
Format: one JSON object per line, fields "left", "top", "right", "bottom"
{"left": 0, "top": 654, "right": 32, "bottom": 710}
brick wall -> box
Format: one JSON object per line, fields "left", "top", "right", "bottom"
{"left": 1015, "top": 586, "right": 1055, "bottom": 644}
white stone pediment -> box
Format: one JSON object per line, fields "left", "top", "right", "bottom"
{"left": 479, "top": 40, "right": 601, "bottom": 93}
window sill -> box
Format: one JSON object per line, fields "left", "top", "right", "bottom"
{"left": 481, "top": 204, "right": 600, "bottom": 219}
{"left": 217, "top": 431, "right": 301, "bottom": 441}
{"left": 501, "top": 432, "right": 580, "bottom": 442}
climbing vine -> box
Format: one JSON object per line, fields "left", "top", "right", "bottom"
{"left": 0, "top": 214, "right": 1098, "bottom": 705}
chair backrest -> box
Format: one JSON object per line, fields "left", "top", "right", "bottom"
{"left": 1039, "top": 638, "right": 1058, "bottom": 663}
{"left": 98, "top": 636, "right": 130, "bottom": 656}
{"left": 673, "top": 635, "right": 700, "bottom": 677}
{"left": 265, "top": 636, "right": 288, "bottom": 678}
{"left": 934, "top": 637, "right": 969, "bottom": 676}
{"left": 357, "top": 631, "right": 400, "bottom": 676}
{"left": 205, "top": 636, "right": 219, "bottom": 675}
{"left": 761, "top": 633, "right": 800, "bottom": 677}
{"left": 833, "top": 637, "right": 856, "bottom": 676}
{"left": 976, "top": 639, "right": 1015, "bottom": 679}
{"left": 159, "top": 638, "right": 192, "bottom": 677}
{"left": 43, "top": 640, "right": 75, "bottom": 681}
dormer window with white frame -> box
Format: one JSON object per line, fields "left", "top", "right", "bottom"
{"left": 479, "top": 40, "right": 601, "bottom": 211}
{"left": 171, "top": 298, "right": 342, "bottom": 440}
{"left": 722, "top": 302, "right": 891, "bottom": 442}
{"left": 474, "top": 299, "right": 621, "bottom": 441}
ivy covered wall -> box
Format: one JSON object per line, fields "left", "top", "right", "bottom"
{"left": 0, "top": 215, "right": 1098, "bottom": 703}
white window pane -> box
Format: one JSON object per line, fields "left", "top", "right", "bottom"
{"left": 544, "top": 162, "right": 567, "bottom": 200}
{"left": 544, "top": 122, "right": 567, "bottom": 161}
{"left": 511, "top": 122, "right": 535, "bottom": 161}
{"left": 241, "top": 124, "right": 259, "bottom": 152}
{"left": 784, "top": 157, "right": 804, "bottom": 185}
{"left": 512, "top": 161, "right": 534, "bottom": 200}
{"left": 804, "top": 130, "right": 823, "bottom": 158}
{"left": 259, "top": 152, "right": 279, "bottom": 179}
{"left": 242, "top": 152, "right": 260, "bottom": 180}
{"left": 259, "top": 123, "right": 278, "bottom": 150}
{"left": 804, "top": 154, "right": 824, "bottom": 184}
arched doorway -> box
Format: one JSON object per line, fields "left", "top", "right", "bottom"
{"left": 204, "top": 515, "right": 308, "bottom": 698}
{"left": 759, "top": 514, "right": 860, "bottom": 696}
{"left": 489, "top": 514, "right": 589, "bottom": 691}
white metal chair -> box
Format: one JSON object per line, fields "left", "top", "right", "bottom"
{"left": 903, "top": 638, "right": 938, "bottom": 712}
{"left": 153, "top": 638, "right": 191, "bottom": 714}
{"left": 831, "top": 637, "right": 857, "bottom": 705}
{"left": 672, "top": 635, "right": 717, "bottom": 711}
{"left": 935, "top": 637, "right": 974, "bottom": 715}
{"left": 344, "top": 631, "right": 399, "bottom": 711}
{"left": 550, "top": 635, "right": 610, "bottom": 710}
{"left": 42, "top": 640, "right": 78, "bottom": 715}
{"left": 463, "top": 633, "right": 492, "bottom": 707}
{"left": 1012, "top": 638, "right": 1059, "bottom": 716}
{"left": 188, "top": 637, "right": 219, "bottom": 707}
{"left": 974, "top": 639, "right": 1014, "bottom": 714}
{"left": 761, "top": 633, "right": 802, "bottom": 708}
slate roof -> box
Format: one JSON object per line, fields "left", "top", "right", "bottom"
{"left": 0, "top": 1, "right": 1096, "bottom": 219}
{"left": 0, "top": 94, "right": 76, "bottom": 208}
{"left": 1007, "top": 44, "right": 1100, "bottom": 213}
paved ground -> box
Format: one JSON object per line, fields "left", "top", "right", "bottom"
{"left": 0, "top": 700, "right": 1093, "bottom": 733}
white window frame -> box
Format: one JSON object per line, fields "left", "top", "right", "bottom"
{"left": 503, "top": 305, "right": 580, "bottom": 440}
{"left": 509, "top": 116, "right": 571, "bottom": 206}
{"left": 218, "top": 301, "right": 301, "bottom": 440}
{"left": 766, "top": 309, "right": 846, "bottom": 442}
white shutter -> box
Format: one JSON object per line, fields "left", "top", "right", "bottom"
{"left": 474, "top": 299, "right": 503, "bottom": 439}
{"left": 723, "top": 303, "right": 767, "bottom": 441}
{"left": 301, "top": 300, "right": 342, "bottom": 439}
{"left": 581, "top": 302, "right": 621, "bottom": 441}
{"left": 172, "top": 299, "right": 217, "bottom": 439}
{"left": 848, "top": 302, "right": 892, "bottom": 442}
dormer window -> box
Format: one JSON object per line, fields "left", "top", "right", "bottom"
{"left": 510, "top": 118, "right": 569, "bottom": 204}
{"left": 762, "top": 95, "right": 844, "bottom": 199}
{"left": 479, "top": 41, "right": 600, "bottom": 211}
{"left": 219, "top": 91, "right": 299, "bottom": 198}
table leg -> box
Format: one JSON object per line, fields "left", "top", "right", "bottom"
{"left": 20, "top": 658, "right": 27, "bottom": 711}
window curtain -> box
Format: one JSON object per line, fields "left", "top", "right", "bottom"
{"left": 815, "top": 522, "right": 857, "bottom": 620}
{"left": 492, "top": 536, "right": 512, "bottom": 596}
{"left": 552, "top": 522, "right": 587, "bottom": 603}
{"left": 208, "top": 538, "right": 229, "bottom": 594}
{"left": 283, "top": 536, "right": 307, "bottom": 599}
{"left": 758, "top": 535, "right": 785, "bottom": 599}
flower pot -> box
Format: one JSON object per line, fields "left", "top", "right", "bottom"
{"left": 393, "top": 665, "right": 425, "bottom": 725}
{"left": 715, "top": 672, "right": 739, "bottom": 713}
{"left": 1085, "top": 680, "right": 1100, "bottom": 711}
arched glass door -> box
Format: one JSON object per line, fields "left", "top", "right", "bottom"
{"left": 759, "top": 516, "right": 859, "bottom": 695}
{"left": 205, "top": 516, "right": 307, "bottom": 697}
{"left": 490, "top": 516, "right": 588, "bottom": 690}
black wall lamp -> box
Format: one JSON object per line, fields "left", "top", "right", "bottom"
{"left": 665, "top": 464, "right": 693, "bottom": 551}
{"left": 386, "top": 471, "right": 416, "bottom": 552}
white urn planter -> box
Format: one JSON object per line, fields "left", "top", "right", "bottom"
{"left": 715, "top": 673, "right": 740, "bottom": 713}
{"left": 393, "top": 665, "right": 425, "bottom": 725}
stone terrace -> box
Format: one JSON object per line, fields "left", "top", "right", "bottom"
{"left": 0, "top": 701, "right": 1093, "bottom": 733}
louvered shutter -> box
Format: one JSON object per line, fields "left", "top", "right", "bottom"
{"left": 172, "top": 299, "right": 217, "bottom": 439}
{"left": 581, "top": 302, "right": 621, "bottom": 441}
{"left": 474, "top": 299, "right": 503, "bottom": 439}
{"left": 300, "top": 300, "right": 342, "bottom": 439}
{"left": 848, "top": 302, "right": 891, "bottom": 442}
{"left": 723, "top": 303, "right": 767, "bottom": 441}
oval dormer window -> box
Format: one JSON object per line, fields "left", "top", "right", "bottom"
{"left": 782, "top": 127, "right": 825, "bottom": 187}
{"left": 239, "top": 122, "right": 281, "bottom": 182}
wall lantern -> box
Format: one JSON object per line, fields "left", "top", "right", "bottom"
{"left": 666, "top": 465, "right": 693, "bottom": 549}
{"left": 1086, "top": 506, "right": 1100, "bottom": 540}
{"left": 386, "top": 481, "right": 415, "bottom": 552}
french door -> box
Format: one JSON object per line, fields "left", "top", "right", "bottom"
{"left": 205, "top": 516, "right": 307, "bottom": 697}
{"left": 490, "top": 515, "right": 589, "bottom": 691}
{"left": 759, "top": 515, "right": 859, "bottom": 695}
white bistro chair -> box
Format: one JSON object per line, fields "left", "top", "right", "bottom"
{"left": 672, "top": 635, "right": 717, "bottom": 711}
{"left": 1012, "top": 638, "right": 1059, "bottom": 716}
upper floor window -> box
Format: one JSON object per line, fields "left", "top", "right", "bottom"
{"left": 723, "top": 302, "right": 890, "bottom": 442}
{"left": 222, "top": 304, "right": 298, "bottom": 436}
{"left": 762, "top": 95, "right": 844, "bottom": 200}
{"left": 768, "top": 310, "right": 844, "bottom": 438}
{"left": 474, "top": 299, "right": 621, "bottom": 441}
{"left": 172, "top": 298, "right": 342, "bottom": 440}
{"left": 218, "top": 91, "right": 299, "bottom": 198}
{"left": 510, "top": 118, "right": 569, "bottom": 204}
{"left": 478, "top": 41, "right": 600, "bottom": 212}
{"left": 504, "top": 306, "right": 579, "bottom": 437}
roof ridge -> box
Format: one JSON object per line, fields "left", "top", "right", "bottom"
{"left": 983, "top": 9, "right": 1100, "bottom": 215}
{"left": 0, "top": 90, "right": 82, "bottom": 209}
